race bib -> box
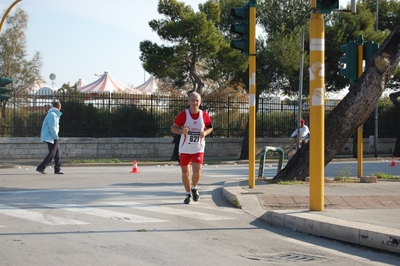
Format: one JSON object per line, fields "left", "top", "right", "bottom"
{"left": 188, "top": 131, "right": 200, "bottom": 144}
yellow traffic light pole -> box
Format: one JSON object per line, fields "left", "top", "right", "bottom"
{"left": 309, "top": 1, "right": 325, "bottom": 211}
{"left": 248, "top": 2, "right": 256, "bottom": 188}
{"left": 357, "top": 36, "right": 364, "bottom": 178}
{"left": 0, "top": 0, "right": 22, "bottom": 32}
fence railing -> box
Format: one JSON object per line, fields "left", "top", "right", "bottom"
{"left": 0, "top": 91, "right": 397, "bottom": 138}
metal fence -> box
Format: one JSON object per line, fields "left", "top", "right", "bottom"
{"left": 0, "top": 91, "right": 397, "bottom": 138}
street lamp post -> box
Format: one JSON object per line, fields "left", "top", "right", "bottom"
{"left": 0, "top": 0, "right": 22, "bottom": 32}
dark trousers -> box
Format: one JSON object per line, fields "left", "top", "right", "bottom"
{"left": 171, "top": 134, "right": 180, "bottom": 163}
{"left": 37, "top": 139, "right": 62, "bottom": 172}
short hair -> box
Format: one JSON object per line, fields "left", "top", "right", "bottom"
{"left": 52, "top": 101, "right": 61, "bottom": 108}
{"left": 189, "top": 92, "right": 201, "bottom": 100}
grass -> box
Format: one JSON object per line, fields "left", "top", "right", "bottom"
{"left": 70, "top": 158, "right": 123, "bottom": 164}
{"left": 334, "top": 165, "right": 351, "bottom": 179}
{"left": 232, "top": 196, "right": 242, "bottom": 209}
{"left": 277, "top": 180, "right": 304, "bottom": 185}
{"left": 373, "top": 172, "right": 400, "bottom": 181}
{"left": 258, "top": 178, "right": 306, "bottom": 185}
{"left": 330, "top": 177, "right": 359, "bottom": 183}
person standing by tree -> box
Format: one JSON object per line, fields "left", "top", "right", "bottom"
{"left": 290, "top": 118, "right": 310, "bottom": 145}
{"left": 36, "top": 101, "right": 63, "bottom": 174}
{"left": 171, "top": 92, "right": 213, "bottom": 204}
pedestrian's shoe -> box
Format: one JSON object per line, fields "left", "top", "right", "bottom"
{"left": 191, "top": 188, "right": 199, "bottom": 202}
{"left": 36, "top": 169, "right": 46, "bottom": 174}
{"left": 55, "top": 171, "right": 64, "bottom": 175}
{"left": 183, "top": 194, "right": 191, "bottom": 204}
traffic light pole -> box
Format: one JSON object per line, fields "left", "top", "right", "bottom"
{"left": 309, "top": 1, "right": 325, "bottom": 211}
{"left": 248, "top": 3, "right": 256, "bottom": 188}
{"left": 357, "top": 35, "right": 364, "bottom": 178}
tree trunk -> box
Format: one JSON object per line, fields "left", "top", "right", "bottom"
{"left": 274, "top": 24, "right": 400, "bottom": 181}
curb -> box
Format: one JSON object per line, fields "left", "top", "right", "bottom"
{"left": 222, "top": 180, "right": 400, "bottom": 254}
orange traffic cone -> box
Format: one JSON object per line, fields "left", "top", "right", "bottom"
{"left": 131, "top": 160, "right": 140, "bottom": 173}
{"left": 390, "top": 156, "right": 396, "bottom": 167}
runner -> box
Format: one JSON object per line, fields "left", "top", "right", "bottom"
{"left": 171, "top": 92, "right": 213, "bottom": 204}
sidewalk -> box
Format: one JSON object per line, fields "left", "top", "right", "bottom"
{"left": 222, "top": 178, "right": 400, "bottom": 254}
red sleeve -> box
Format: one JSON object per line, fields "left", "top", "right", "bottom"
{"left": 203, "top": 111, "right": 212, "bottom": 128}
{"left": 174, "top": 110, "right": 187, "bottom": 127}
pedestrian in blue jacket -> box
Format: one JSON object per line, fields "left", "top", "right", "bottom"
{"left": 36, "top": 101, "right": 63, "bottom": 174}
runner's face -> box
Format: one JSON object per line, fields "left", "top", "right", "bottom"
{"left": 189, "top": 96, "right": 201, "bottom": 109}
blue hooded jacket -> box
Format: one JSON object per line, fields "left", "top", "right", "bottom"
{"left": 40, "top": 107, "right": 62, "bottom": 144}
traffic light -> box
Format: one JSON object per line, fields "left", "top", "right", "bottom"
{"left": 316, "top": 0, "right": 339, "bottom": 14}
{"left": 0, "top": 76, "right": 13, "bottom": 102}
{"left": 363, "top": 41, "right": 379, "bottom": 64}
{"left": 230, "top": 5, "right": 249, "bottom": 56}
{"left": 339, "top": 40, "right": 357, "bottom": 85}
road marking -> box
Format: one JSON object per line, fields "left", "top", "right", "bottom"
{"left": 43, "top": 204, "right": 168, "bottom": 223}
{"left": 107, "top": 201, "right": 235, "bottom": 221}
{"left": 0, "top": 204, "right": 89, "bottom": 225}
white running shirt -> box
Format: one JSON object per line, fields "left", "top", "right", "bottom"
{"left": 179, "top": 109, "right": 206, "bottom": 154}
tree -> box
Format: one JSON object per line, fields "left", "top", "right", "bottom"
{"left": 274, "top": 23, "right": 400, "bottom": 181}
{"left": 0, "top": 7, "right": 42, "bottom": 114}
{"left": 257, "top": 0, "right": 310, "bottom": 96}
{"left": 139, "top": 0, "right": 247, "bottom": 95}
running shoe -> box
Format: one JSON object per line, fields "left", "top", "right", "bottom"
{"left": 184, "top": 194, "right": 191, "bottom": 204}
{"left": 192, "top": 188, "right": 199, "bottom": 202}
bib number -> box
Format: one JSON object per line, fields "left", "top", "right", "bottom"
{"left": 188, "top": 131, "right": 200, "bottom": 144}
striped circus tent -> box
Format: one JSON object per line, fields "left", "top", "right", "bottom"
{"left": 75, "top": 78, "right": 86, "bottom": 89}
{"left": 25, "top": 78, "right": 48, "bottom": 94}
{"left": 135, "top": 76, "right": 158, "bottom": 94}
{"left": 78, "top": 71, "right": 141, "bottom": 94}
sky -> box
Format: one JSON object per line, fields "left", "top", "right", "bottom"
{"left": 1, "top": 0, "right": 352, "bottom": 92}
{"left": 1, "top": 0, "right": 204, "bottom": 89}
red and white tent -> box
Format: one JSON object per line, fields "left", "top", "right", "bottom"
{"left": 25, "top": 78, "right": 48, "bottom": 94}
{"left": 75, "top": 78, "right": 86, "bottom": 89}
{"left": 78, "top": 71, "right": 141, "bottom": 94}
{"left": 135, "top": 76, "right": 159, "bottom": 94}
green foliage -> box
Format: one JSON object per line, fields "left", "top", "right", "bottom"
{"left": 4, "top": 108, "right": 43, "bottom": 137}
{"left": 140, "top": 0, "right": 247, "bottom": 93}
{"left": 374, "top": 171, "right": 400, "bottom": 180}
{"left": 363, "top": 97, "right": 398, "bottom": 137}
{"left": 70, "top": 158, "right": 122, "bottom": 164}
{"left": 61, "top": 101, "right": 109, "bottom": 137}
{"left": 0, "top": 7, "right": 42, "bottom": 121}
{"left": 256, "top": 111, "right": 296, "bottom": 138}
{"left": 2, "top": 94, "right": 399, "bottom": 138}
{"left": 334, "top": 165, "right": 352, "bottom": 180}
{"left": 110, "top": 105, "right": 158, "bottom": 137}
{"left": 232, "top": 196, "right": 242, "bottom": 209}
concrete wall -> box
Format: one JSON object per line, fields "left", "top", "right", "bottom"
{"left": 0, "top": 137, "right": 396, "bottom": 159}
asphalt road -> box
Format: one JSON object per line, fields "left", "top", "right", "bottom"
{"left": 0, "top": 163, "right": 399, "bottom": 265}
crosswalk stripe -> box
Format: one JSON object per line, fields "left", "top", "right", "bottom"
{"left": 43, "top": 204, "right": 168, "bottom": 223}
{"left": 107, "top": 201, "right": 235, "bottom": 221}
{"left": 0, "top": 204, "right": 89, "bottom": 225}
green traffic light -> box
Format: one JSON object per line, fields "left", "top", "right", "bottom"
{"left": 316, "top": 0, "right": 339, "bottom": 14}
{"left": 230, "top": 6, "right": 249, "bottom": 55}
{"left": 339, "top": 41, "right": 357, "bottom": 85}
{"left": 363, "top": 41, "right": 379, "bottom": 64}
{"left": 0, "top": 76, "right": 13, "bottom": 102}
{"left": 0, "top": 76, "right": 13, "bottom": 86}
{"left": 230, "top": 23, "right": 247, "bottom": 37}
{"left": 230, "top": 7, "right": 248, "bottom": 20}
{"left": 230, "top": 39, "right": 248, "bottom": 52}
